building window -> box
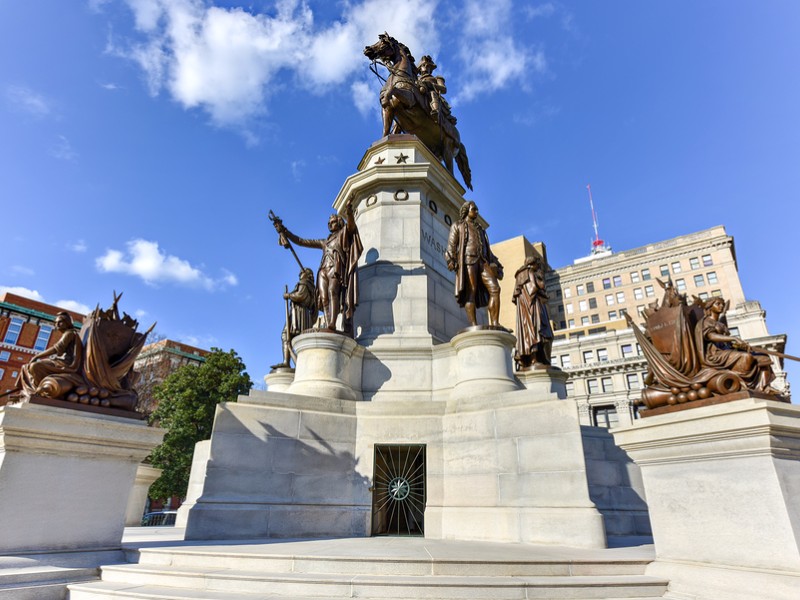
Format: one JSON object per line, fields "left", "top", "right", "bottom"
{"left": 644, "top": 284, "right": 655, "bottom": 297}
{"left": 608, "top": 310, "right": 617, "bottom": 320}
{"left": 619, "top": 308, "right": 628, "bottom": 316}
{"left": 565, "top": 381, "right": 574, "bottom": 394}
{"left": 597, "top": 348, "right": 609, "bottom": 362}
{"left": 690, "top": 257, "right": 700, "bottom": 270}
{"left": 33, "top": 325, "right": 53, "bottom": 352}
{"left": 588, "top": 297, "right": 598, "bottom": 309}
{"left": 671, "top": 261, "right": 682, "bottom": 273}
{"left": 675, "top": 278, "right": 687, "bottom": 292}
{"left": 613, "top": 275, "right": 623, "bottom": 287}
{"left": 581, "top": 316, "right": 589, "bottom": 326}
{"left": 626, "top": 373, "right": 641, "bottom": 390}
{"left": 10, "top": 371, "right": 17, "bottom": 378}
{"left": 587, "top": 379, "right": 600, "bottom": 394}
{"left": 577, "top": 284, "right": 585, "bottom": 296}
{"left": 636, "top": 343, "right": 642, "bottom": 355}
{"left": 579, "top": 300, "right": 588, "bottom": 311}
{"left": 564, "top": 288, "right": 572, "bottom": 298}
{"left": 693, "top": 274, "right": 705, "bottom": 287}
{"left": 707, "top": 271, "right": 718, "bottom": 284}
{"left": 616, "top": 291, "right": 625, "bottom": 303}
{"left": 556, "top": 289, "right": 562, "bottom": 298}
{"left": 702, "top": 254, "right": 713, "bottom": 266}
{"left": 630, "top": 271, "right": 640, "bottom": 283}
{"left": 602, "top": 278, "right": 612, "bottom": 289}
{"left": 583, "top": 350, "right": 594, "bottom": 363}
{"left": 601, "top": 376, "right": 614, "bottom": 392}
{"left": 634, "top": 288, "right": 644, "bottom": 300}
{"left": 729, "top": 326, "right": 740, "bottom": 337}
{"left": 591, "top": 313, "right": 600, "bottom": 324}
{"left": 593, "top": 405, "right": 619, "bottom": 428}
{"left": 568, "top": 319, "right": 575, "bottom": 328}
{"left": 698, "top": 292, "right": 709, "bottom": 300}
{"left": 641, "top": 268, "right": 651, "bottom": 281}
{"left": 637, "top": 305, "right": 645, "bottom": 316}
{"left": 660, "top": 265, "right": 669, "bottom": 277}
{"left": 558, "top": 305, "right": 564, "bottom": 313}
{"left": 711, "top": 289, "right": 722, "bottom": 297}
{"left": 561, "top": 355, "right": 571, "bottom": 368}
{"left": 0, "top": 351, "right": 9, "bottom": 362}
{"left": 566, "top": 304, "right": 574, "bottom": 314}
{"left": 3, "top": 317, "right": 24, "bottom": 345}
{"left": 621, "top": 344, "right": 634, "bottom": 358}
{"left": 586, "top": 282, "right": 595, "bottom": 293}
{"left": 0, "top": 368, "right": 4, "bottom": 379}
{"left": 605, "top": 294, "right": 614, "bottom": 306}
{"left": 560, "top": 321, "right": 566, "bottom": 329}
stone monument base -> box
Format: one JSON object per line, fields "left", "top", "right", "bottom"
{"left": 0, "top": 402, "right": 164, "bottom": 597}
{"left": 613, "top": 396, "right": 800, "bottom": 600}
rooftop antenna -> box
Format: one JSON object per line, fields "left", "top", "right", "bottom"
{"left": 586, "top": 184, "right": 611, "bottom": 256}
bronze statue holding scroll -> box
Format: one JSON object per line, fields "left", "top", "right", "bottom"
{"left": 445, "top": 201, "right": 503, "bottom": 328}
{"left": 270, "top": 200, "right": 363, "bottom": 335}
{"left": 271, "top": 267, "right": 318, "bottom": 370}
{"left": 512, "top": 256, "right": 554, "bottom": 369}
{"left": 364, "top": 33, "right": 473, "bottom": 190}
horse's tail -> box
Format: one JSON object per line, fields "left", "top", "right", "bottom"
{"left": 456, "top": 143, "right": 473, "bottom": 191}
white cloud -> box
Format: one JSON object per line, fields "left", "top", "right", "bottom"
{"left": 114, "top": 0, "right": 438, "bottom": 132}
{"left": 69, "top": 239, "right": 88, "bottom": 253}
{"left": 55, "top": 299, "right": 92, "bottom": 315}
{"left": 351, "top": 80, "right": 376, "bottom": 117}
{"left": 5, "top": 84, "right": 53, "bottom": 118}
{"left": 524, "top": 3, "right": 556, "bottom": 20}
{"left": 0, "top": 286, "right": 45, "bottom": 302}
{"left": 134, "top": 309, "right": 149, "bottom": 318}
{"left": 290, "top": 159, "right": 306, "bottom": 181}
{"left": 177, "top": 333, "right": 218, "bottom": 349}
{"left": 99, "top": 82, "right": 122, "bottom": 91}
{"left": 453, "top": 0, "right": 546, "bottom": 104}
{"left": 10, "top": 265, "right": 35, "bottom": 276}
{"left": 50, "top": 135, "right": 78, "bottom": 161}
{"left": 95, "top": 238, "right": 237, "bottom": 290}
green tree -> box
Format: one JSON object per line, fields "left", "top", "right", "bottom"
{"left": 148, "top": 348, "right": 252, "bottom": 500}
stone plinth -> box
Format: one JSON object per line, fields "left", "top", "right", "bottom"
{"left": 0, "top": 402, "right": 164, "bottom": 552}
{"left": 288, "top": 332, "right": 364, "bottom": 401}
{"left": 613, "top": 397, "right": 800, "bottom": 599}
{"left": 124, "top": 464, "right": 162, "bottom": 526}
{"left": 264, "top": 368, "right": 294, "bottom": 392}
{"left": 451, "top": 328, "right": 521, "bottom": 400}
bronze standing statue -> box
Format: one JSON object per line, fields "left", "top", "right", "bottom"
{"left": 445, "top": 201, "right": 503, "bottom": 328}
{"left": 512, "top": 256, "right": 554, "bottom": 369}
{"left": 271, "top": 201, "right": 363, "bottom": 335}
{"left": 271, "top": 267, "right": 318, "bottom": 370}
{"left": 364, "top": 33, "right": 472, "bottom": 190}
{"left": 9, "top": 292, "right": 154, "bottom": 413}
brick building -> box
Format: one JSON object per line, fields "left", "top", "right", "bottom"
{"left": 0, "top": 292, "right": 85, "bottom": 395}
{"left": 133, "top": 339, "right": 209, "bottom": 415}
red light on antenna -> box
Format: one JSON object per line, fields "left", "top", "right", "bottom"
{"left": 592, "top": 239, "right": 605, "bottom": 247}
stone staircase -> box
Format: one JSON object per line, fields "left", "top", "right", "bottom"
{"left": 67, "top": 538, "right": 667, "bottom": 600}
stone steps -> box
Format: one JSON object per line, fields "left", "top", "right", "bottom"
{"left": 67, "top": 539, "right": 667, "bottom": 600}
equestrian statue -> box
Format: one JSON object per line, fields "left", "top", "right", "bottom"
{"left": 364, "top": 33, "right": 473, "bottom": 190}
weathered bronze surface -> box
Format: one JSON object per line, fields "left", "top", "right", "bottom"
{"left": 271, "top": 268, "right": 317, "bottom": 370}
{"left": 364, "top": 33, "right": 473, "bottom": 190}
{"left": 270, "top": 200, "right": 363, "bottom": 335}
{"left": 445, "top": 201, "right": 503, "bottom": 328}
{"left": 629, "top": 280, "right": 788, "bottom": 414}
{"left": 512, "top": 256, "right": 554, "bottom": 369}
{"left": 10, "top": 292, "right": 154, "bottom": 414}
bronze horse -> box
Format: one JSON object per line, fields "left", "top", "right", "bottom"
{"left": 364, "top": 33, "right": 472, "bottom": 190}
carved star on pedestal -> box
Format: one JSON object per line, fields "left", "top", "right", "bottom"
{"left": 375, "top": 156, "right": 386, "bottom": 164}
{"left": 395, "top": 153, "right": 409, "bottom": 164}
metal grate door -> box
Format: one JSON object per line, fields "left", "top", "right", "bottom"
{"left": 371, "top": 444, "right": 426, "bottom": 536}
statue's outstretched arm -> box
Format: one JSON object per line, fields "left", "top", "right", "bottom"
{"left": 282, "top": 228, "right": 325, "bottom": 250}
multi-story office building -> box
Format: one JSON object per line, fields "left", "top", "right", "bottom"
{"left": 0, "top": 292, "right": 85, "bottom": 395}
{"left": 133, "top": 339, "right": 209, "bottom": 415}
{"left": 492, "top": 225, "right": 789, "bottom": 428}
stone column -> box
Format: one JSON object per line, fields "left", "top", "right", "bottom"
{"left": 287, "top": 332, "right": 364, "bottom": 401}
{"left": 613, "top": 397, "right": 800, "bottom": 600}
{"left": 124, "top": 464, "right": 162, "bottom": 526}
{"left": 450, "top": 329, "right": 521, "bottom": 400}
{"left": 0, "top": 402, "right": 164, "bottom": 552}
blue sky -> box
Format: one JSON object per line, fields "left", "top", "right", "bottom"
{"left": 2, "top": 1, "right": 798, "bottom": 388}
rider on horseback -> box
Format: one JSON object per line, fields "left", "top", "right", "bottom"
{"left": 417, "top": 55, "right": 456, "bottom": 125}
